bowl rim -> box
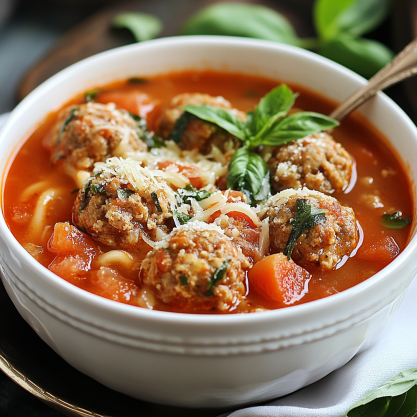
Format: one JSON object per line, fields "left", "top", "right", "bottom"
{"left": 1, "top": 35, "right": 417, "bottom": 328}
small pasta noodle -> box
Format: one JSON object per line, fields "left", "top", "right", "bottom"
{"left": 97, "top": 250, "right": 135, "bottom": 269}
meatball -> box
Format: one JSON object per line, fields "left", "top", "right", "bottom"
{"left": 73, "top": 158, "right": 175, "bottom": 250}
{"left": 268, "top": 132, "right": 353, "bottom": 194}
{"left": 140, "top": 222, "right": 250, "bottom": 312}
{"left": 157, "top": 93, "right": 245, "bottom": 154}
{"left": 260, "top": 188, "right": 358, "bottom": 270}
{"left": 46, "top": 102, "right": 147, "bottom": 175}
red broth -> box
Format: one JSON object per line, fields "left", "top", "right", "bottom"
{"left": 2, "top": 70, "right": 414, "bottom": 313}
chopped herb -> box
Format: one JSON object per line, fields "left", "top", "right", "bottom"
{"left": 173, "top": 211, "right": 193, "bottom": 225}
{"left": 151, "top": 191, "right": 162, "bottom": 212}
{"left": 90, "top": 183, "right": 106, "bottom": 194}
{"left": 381, "top": 212, "right": 411, "bottom": 229}
{"left": 205, "top": 258, "right": 231, "bottom": 296}
{"left": 51, "top": 151, "right": 65, "bottom": 163}
{"left": 176, "top": 184, "right": 212, "bottom": 205}
{"left": 283, "top": 198, "right": 328, "bottom": 260}
{"left": 128, "top": 112, "right": 166, "bottom": 149}
{"left": 128, "top": 77, "right": 147, "bottom": 84}
{"left": 78, "top": 180, "right": 92, "bottom": 215}
{"left": 71, "top": 188, "right": 80, "bottom": 195}
{"left": 128, "top": 112, "right": 141, "bottom": 122}
{"left": 84, "top": 90, "right": 98, "bottom": 102}
{"left": 179, "top": 275, "right": 189, "bottom": 286}
{"left": 168, "top": 111, "right": 194, "bottom": 143}
{"left": 94, "top": 171, "right": 102, "bottom": 178}
{"left": 56, "top": 107, "right": 78, "bottom": 146}
{"left": 78, "top": 226, "right": 87, "bottom": 234}
{"left": 117, "top": 188, "right": 135, "bottom": 199}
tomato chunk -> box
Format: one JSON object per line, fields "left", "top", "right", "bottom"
{"left": 157, "top": 160, "right": 204, "bottom": 189}
{"left": 248, "top": 253, "right": 311, "bottom": 305}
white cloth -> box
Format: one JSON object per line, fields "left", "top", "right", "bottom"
{"left": 226, "top": 275, "right": 417, "bottom": 417}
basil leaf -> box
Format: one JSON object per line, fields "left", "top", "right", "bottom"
{"left": 112, "top": 12, "right": 162, "bottom": 42}
{"left": 117, "top": 188, "right": 135, "bottom": 199}
{"left": 181, "top": 3, "right": 300, "bottom": 46}
{"left": 91, "top": 183, "right": 106, "bottom": 194}
{"left": 283, "top": 198, "right": 327, "bottom": 260}
{"left": 381, "top": 212, "right": 411, "bottom": 229}
{"left": 56, "top": 107, "right": 78, "bottom": 146}
{"left": 263, "top": 112, "right": 339, "bottom": 146}
{"left": 78, "top": 180, "right": 92, "bottom": 215}
{"left": 168, "top": 112, "right": 194, "bottom": 144}
{"left": 205, "top": 257, "right": 231, "bottom": 296}
{"left": 345, "top": 368, "right": 417, "bottom": 417}
{"left": 151, "top": 191, "right": 162, "bottom": 212}
{"left": 176, "top": 184, "right": 212, "bottom": 205}
{"left": 128, "top": 77, "right": 147, "bottom": 84}
{"left": 180, "top": 105, "right": 246, "bottom": 141}
{"left": 179, "top": 275, "right": 189, "bottom": 286}
{"left": 71, "top": 188, "right": 80, "bottom": 195}
{"left": 84, "top": 90, "right": 98, "bottom": 103}
{"left": 250, "top": 84, "right": 296, "bottom": 137}
{"left": 128, "top": 113, "right": 165, "bottom": 149}
{"left": 314, "top": 0, "right": 356, "bottom": 41}
{"left": 319, "top": 34, "right": 393, "bottom": 78}
{"left": 173, "top": 211, "right": 192, "bottom": 225}
{"left": 227, "top": 148, "right": 271, "bottom": 205}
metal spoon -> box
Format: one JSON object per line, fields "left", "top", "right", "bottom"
{"left": 330, "top": 39, "right": 417, "bottom": 121}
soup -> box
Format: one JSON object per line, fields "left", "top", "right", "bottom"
{"left": 2, "top": 70, "right": 413, "bottom": 313}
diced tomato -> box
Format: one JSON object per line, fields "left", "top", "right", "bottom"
{"left": 157, "top": 160, "right": 204, "bottom": 189}
{"left": 48, "top": 255, "right": 92, "bottom": 283}
{"left": 48, "top": 222, "right": 95, "bottom": 255}
{"left": 358, "top": 236, "right": 400, "bottom": 266}
{"left": 248, "top": 253, "right": 311, "bottom": 305}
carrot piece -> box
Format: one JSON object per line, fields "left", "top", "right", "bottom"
{"left": 48, "top": 222, "right": 95, "bottom": 255}
{"left": 248, "top": 253, "right": 311, "bottom": 305}
{"left": 358, "top": 236, "right": 400, "bottom": 265}
{"left": 157, "top": 160, "right": 204, "bottom": 189}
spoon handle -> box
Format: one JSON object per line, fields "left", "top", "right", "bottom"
{"left": 330, "top": 39, "right": 417, "bottom": 121}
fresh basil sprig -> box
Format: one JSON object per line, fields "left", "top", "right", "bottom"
{"left": 182, "top": 85, "right": 338, "bottom": 204}
{"left": 345, "top": 368, "right": 417, "bottom": 416}
{"left": 380, "top": 212, "right": 411, "bottom": 229}
{"left": 283, "top": 198, "right": 328, "bottom": 260}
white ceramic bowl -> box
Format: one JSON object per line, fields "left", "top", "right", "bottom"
{"left": 1, "top": 36, "right": 417, "bottom": 408}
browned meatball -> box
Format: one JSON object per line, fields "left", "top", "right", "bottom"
{"left": 73, "top": 160, "right": 175, "bottom": 250}
{"left": 46, "top": 102, "right": 147, "bottom": 175}
{"left": 268, "top": 133, "right": 353, "bottom": 194}
{"left": 157, "top": 93, "right": 245, "bottom": 154}
{"left": 139, "top": 223, "right": 250, "bottom": 312}
{"left": 260, "top": 188, "right": 358, "bottom": 270}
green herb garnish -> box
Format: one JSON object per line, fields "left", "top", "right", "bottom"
{"left": 78, "top": 180, "right": 92, "bottom": 215}
{"left": 345, "top": 368, "right": 417, "bottom": 416}
{"left": 84, "top": 90, "right": 98, "bottom": 103}
{"left": 380, "top": 212, "right": 411, "bottom": 229}
{"left": 168, "top": 112, "right": 195, "bottom": 144}
{"left": 151, "top": 191, "right": 162, "bottom": 212}
{"left": 179, "top": 275, "right": 189, "bottom": 286}
{"left": 128, "top": 77, "right": 147, "bottom": 84}
{"left": 205, "top": 258, "right": 231, "bottom": 296}
{"left": 113, "top": 12, "right": 162, "bottom": 42}
{"left": 283, "top": 198, "right": 328, "bottom": 260}
{"left": 56, "top": 107, "right": 78, "bottom": 146}
{"left": 71, "top": 188, "right": 80, "bottom": 195}
{"left": 176, "top": 184, "right": 212, "bottom": 206}
{"left": 173, "top": 211, "right": 193, "bottom": 225}
{"left": 181, "top": 84, "right": 338, "bottom": 203}
{"left": 91, "top": 183, "right": 106, "bottom": 194}
{"left": 128, "top": 112, "right": 165, "bottom": 149}
{"left": 117, "top": 188, "right": 135, "bottom": 199}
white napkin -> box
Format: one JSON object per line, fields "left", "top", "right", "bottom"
{"left": 226, "top": 275, "right": 417, "bottom": 417}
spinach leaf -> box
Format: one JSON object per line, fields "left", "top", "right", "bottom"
{"left": 345, "top": 368, "right": 417, "bottom": 417}
{"left": 151, "top": 191, "right": 162, "bottom": 212}
{"left": 176, "top": 184, "right": 212, "bottom": 205}
{"left": 284, "top": 198, "right": 327, "bottom": 260}
{"left": 173, "top": 211, "right": 193, "bottom": 225}
{"left": 56, "top": 107, "right": 78, "bottom": 146}
{"left": 181, "top": 3, "right": 300, "bottom": 46}
{"left": 117, "top": 188, "right": 135, "bottom": 199}
{"left": 113, "top": 12, "right": 162, "bottom": 42}
{"left": 380, "top": 212, "right": 411, "bottom": 229}
{"left": 180, "top": 105, "right": 246, "bottom": 141}
{"left": 226, "top": 148, "right": 271, "bottom": 205}
{"left": 319, "top": 34, "right": 393, "bottom": 79}
{"left": 262, "top": 112, "right": 339, "bottom": 146}
{"left": 205, "top": 257, "right": 231, "bottom": 296}
{"left": 168, "top": 112, "right": 194, "bottom": 143}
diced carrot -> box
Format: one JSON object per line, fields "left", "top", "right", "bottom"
{"left": 157, "top": 160, "right": 204, "bottom": 189}
{"left": 48, "top": 222, "right": 95, "bottom": 255}
{"left": 225, "top": 190, "right": 246, "bottom": 203}
{"left": 248, "top": 253, "right": 311, "bottom": 305}
{"left": 48, "top": 255, "right": 92, "bottom": 283}
{"left": 358, "top": 236, "right": 400, "bottom": 266}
